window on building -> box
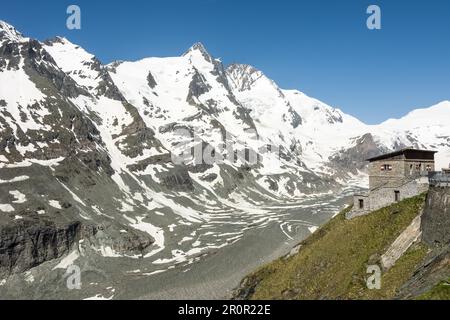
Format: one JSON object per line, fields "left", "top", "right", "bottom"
{"left": 426, "top": 165, "right": 432, "bottom": 172}
{"left": 359, "top": 199, "right": 364, "bottom": 209}
{"left": 416, "top": 164, "right": 422, "bottom": 171}
{"left": 381, "top": 164, "right": 393, "bottom": 171}
{"left": 394, "top": 191, "right": 400, "bottom": 202}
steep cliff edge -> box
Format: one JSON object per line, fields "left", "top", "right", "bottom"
{"left": 0, "top": 218, "right": 81, "bottom": 278}
{"left": 0, "top": 216, "right": 155, "bottom": 279}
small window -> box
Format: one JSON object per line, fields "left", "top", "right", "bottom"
{"left": 410, "top": 164, "right": 414, "bottom": 175}
{"left": 359, "top": 199, "right": 364, "bottom": 209}
{"left": 416, "top": 164, "right": 422, "bottom": 171}
{"left": 381, "top": 164, "right": 392, "bottom": 171}
{"left": 426, "top": 165, "right": 432, "bottom": 172}
{"left": 394, "top": 191, "right": 400, "bottom": 202}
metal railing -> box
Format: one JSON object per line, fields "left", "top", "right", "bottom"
{"left": 428, "top": 171, "right": 450, "bottom": 187}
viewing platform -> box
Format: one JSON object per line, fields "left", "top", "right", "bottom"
{"left": 428, "top": 170, "right": 450, "bottom": 187}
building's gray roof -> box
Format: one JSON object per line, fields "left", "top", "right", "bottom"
{"left": 366, "top": 148, "right": 437, "bottom": 162}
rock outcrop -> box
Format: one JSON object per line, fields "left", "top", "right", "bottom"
{"left": 0, "top": 218, "right": 155, "bottom": 278}
{"left": 0, "top": 218, "right": 81, "bottom": 278}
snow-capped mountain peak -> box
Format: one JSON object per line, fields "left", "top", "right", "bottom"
{"left": 183, "top": 42, "right": 214, "bottom": 63}
{"left": 0, "top": 20, "right": 26, "bottom": 43}
{"left": 43, "top": 36, "right": 104, "bottom": 92}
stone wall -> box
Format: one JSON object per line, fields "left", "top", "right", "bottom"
{"left": 404, "top": 160, "right": 435, "bottom": 179}
{"left": 349, "top": 194, "right": 370, "bottom": 218}
{"left": 368, "top": 159, "right": 434, "bottom": 190}
{"left": 421, "top": 186, "right": 450, "bottom": 247}
{"left": 347, "top": 179, "right": 429, "bottom": 219}
{"left": 368, "top": 179, "right": 429, "bottom": 212}
{"left": 369, "top": 159, "right": 405, "bottom": 189}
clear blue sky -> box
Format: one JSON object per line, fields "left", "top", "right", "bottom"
{"left": 2, "top": 0, "right": 450, "bottom": 124}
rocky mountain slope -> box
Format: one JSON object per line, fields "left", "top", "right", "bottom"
{"left": 0, "top": 20, "right": 449, "bottom": 297}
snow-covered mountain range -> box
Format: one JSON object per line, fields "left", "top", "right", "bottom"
{"left": 0, "top": 20, "right": 449, "bottom": 293}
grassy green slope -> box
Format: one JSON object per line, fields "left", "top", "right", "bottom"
{"left": 237, "top": 194, "right": 430, "bottom": 300}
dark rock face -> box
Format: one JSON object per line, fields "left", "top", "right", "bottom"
{"left": 54, "top": 152, "right": 114, "bottom": 186}
{"left": 96, "top": 68, "right": 126, "bottom": 101}
{"left": 22, "top": 40, "right": 89, "bottom": 99}
{"left": 81, "top": 224, "right": 155, "bottom": 258}
{"left": 233, "top": 105, "right": 258, "bottom": 132}
{"left": 147, "top": 71, "right": 157, "bottom": 89}
{"left": 200, "top": 173, "right": 218, "bottom": 182}
{"left": 328, "top": 133, "right": 388, "bottom": 174}
{"left": 116, "top": 102, "right": 165, "bottom": 159}
{"left": 187, "top": 70, "right": 211, "bottom": 104}
{"left": 0, "top": 219, "right": 81, "bottom": 278}
{"left": 160, "top": 167, "right": 195, "bottom": 192}
{"left": 210, "top": 57, "right": 233, "bottom": 93}
{"left": 286, "top": 106, "right": 302, "bottom": 128}
{"left": 127, "top": 153, "right": 172, "bottom": 172}
{"left": 421, "top": 187, "right": 450, "bottom": 247}
{"left": 0, "top": 41, "right": 21, "bottom": 70}
{"left": 0, "top": 218, "right": 156, "bottom": 278}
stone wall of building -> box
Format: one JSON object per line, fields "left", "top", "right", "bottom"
{"left": 368, "top": 159, "right": 434, "bottom": 190}
{"left": 368, "top": 179, "right": 428, "bottom": 212}
{"left": 404, "top": 160, "right": 435, "bottom": 178}
{"left": 347, "top": 179, "right": 429, "bottom": 219}
{"left": 350, "top": 194, "right": 370, "bottom": 218}
{"left": 368, "top": 159, "right": 405, "bottom": 189}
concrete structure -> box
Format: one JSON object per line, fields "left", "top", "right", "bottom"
{"left": 381, "top": 214, "right": 422, "bottom": 270}
{"left": 347, "top": 148, "right": 437, "bottom": 219}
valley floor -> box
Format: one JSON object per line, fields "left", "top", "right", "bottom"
{"left": 0, "top": 189, "right": 357, "bottom": 300}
